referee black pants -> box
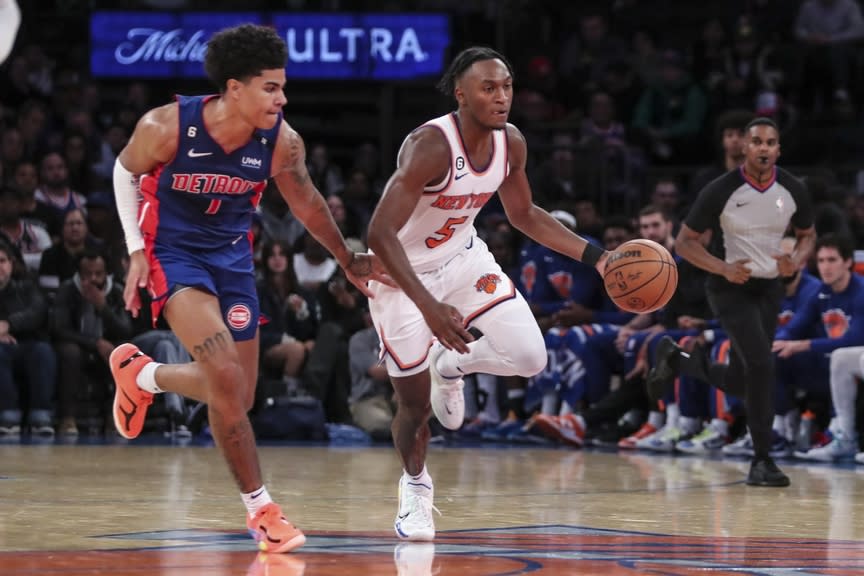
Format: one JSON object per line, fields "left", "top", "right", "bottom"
{"left": 705, "top": 278, "right": 783, "bottom": 460}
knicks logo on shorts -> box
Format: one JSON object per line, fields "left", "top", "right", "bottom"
{"left": 475, "top": 273, "right": 501, "bottom": 294}
{"left": 226, "top": 303, "right": 252, "bottom": 331}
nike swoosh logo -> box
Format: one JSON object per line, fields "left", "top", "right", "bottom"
{"left": 188, "top": 149, "right": 213, "bottom": 158}
{"left": 250, "top": 488, "right": 265, "bottom": 499}
{"left": 445, "top": 405, "right": 452, "bottom": 414}
{"left": 397, "top": 513, "right": 409, "bottom": 520}
{"left": 736, "top": 202, "right": 749, "bottom": 207}
{"left": 454, "top": 172, "right": 468, "bottom": 180}
{"left": 258, "top": 525, "right": 281, "bottom": 544}
{"left": 119, "top": 388, "right": 138, "bottom": 431}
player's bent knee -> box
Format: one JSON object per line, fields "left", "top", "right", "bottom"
{"left": 512, "top": 337, "right": 547, "bottom": 377}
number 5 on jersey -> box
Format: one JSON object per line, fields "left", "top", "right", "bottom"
{"left": 425, "top": 216, "right": 468, "bottom": 249}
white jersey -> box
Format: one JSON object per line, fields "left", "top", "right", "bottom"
{"left": 396, "top": 112, "right": 509, "bottom": 273}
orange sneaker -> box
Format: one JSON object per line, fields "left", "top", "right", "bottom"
{"left": 110, "top": 343, "right": 154, "bottom": 439}
{"left": 529, "top": 414, "right": 584, "bottom": 447}
{"left": 247, "top": 503, "right": 306, "bottom": 554}
{"left": 618, "top": 422, "right": 657, "bottom": 450}
{"left": 246, "top": 551, "right": 306, "bottom": 575}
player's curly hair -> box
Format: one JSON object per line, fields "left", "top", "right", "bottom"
{"left": 437, "top": 46, "right": 514, "bottom": 98}
{"left": 204, "top": 24, "right": 287, "bottom": 91}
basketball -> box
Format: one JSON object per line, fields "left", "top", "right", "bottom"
{"left": 603, "top": 239, "right": 678, "bottom": 314}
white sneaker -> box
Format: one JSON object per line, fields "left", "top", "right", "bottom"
{"left": 855, "top": 452, "right": 864, "bottom": 465}
{"left": 395, "top": 473, "right": 437, "bottom": 541}
{"left": 795, "top": 432, "right": 858, "bottom": 461}
{"left": 722, "top": 432, "right": 754, "bottom": 457}
{"left": 394, "top": 542, "right": 437, "bottom": 576}
{"left": 428, "top": 342, "right": 464, "bottom": 430}
{"left": 677, "top": 419, "right": 729, "bottom": 454}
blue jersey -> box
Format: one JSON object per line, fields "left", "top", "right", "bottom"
{"left": 777, "top": 274, "right": 864, "bottom": 354}
{"left": 137, "top": 95, "right": 282, "bottom": 341}
{"left": 777, "top": 271, "right": 821, "bottom": 330}
{"left": 139, "top": 95, "right": 281, "bottom": 253}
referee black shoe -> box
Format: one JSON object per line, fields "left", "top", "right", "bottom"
{"left": 746, "top": 457, "right": 790, "bottom": 487}
{"left": 646, "top": 336, "right": 681, "bottom": 402}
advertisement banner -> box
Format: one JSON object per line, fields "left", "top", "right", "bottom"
{"left": 90, "top": 11, "right": 451, "bottom": 80}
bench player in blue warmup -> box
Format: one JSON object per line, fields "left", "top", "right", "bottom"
{"left": 109, "top": 24, "right": 388, "bottom": 554}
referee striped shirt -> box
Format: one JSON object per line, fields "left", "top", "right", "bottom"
{"left": 685, "top": 166, "right": 813, "bottom": 279}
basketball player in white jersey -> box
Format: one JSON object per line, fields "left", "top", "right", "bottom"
{"left": 366, "top": 47, "right": 609, "bottom": 541}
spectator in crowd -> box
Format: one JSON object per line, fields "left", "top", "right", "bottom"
{"left": 63, "top": 130, "right": 98, "bottom": 196}
{"left": 795, "top": 0, "right": 864, "bottom": 110}
{"left": 689, "top": 109, "right": 753, "bottom": 197}
{"left": 307, "top": 143, "right": 344, "bottom": 197}
{"left": 293, "top": 232, "right": 338, "bottom": 292}
{"left": 348, "top": 306, "right": 394, "bottom": 441}
{"left": 34, "top": 151, "right": 86, "bottom": 239}
{"left": 632, "top": 49, "right": 708, "bottom": 163}
{"left": 38, "top": 207, "right": 102, "bottom": 295}
{"left": 52, "top": 250, "right": 132, "bottom": 435}
{"left": 0, "top": 184, "right": 51, "bottom": 273}
{"left": 0, "top": 239, "right": 55, "bottom": 436}
{"left": 257, "top": 239, "right": 318, "bottom": 387}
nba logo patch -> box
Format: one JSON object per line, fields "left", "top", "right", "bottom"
{"left": 226, "top": 303, "right": 252, "bottom": 331}
{"left": 474, "top": 273, "right": 501, "bottom": 294}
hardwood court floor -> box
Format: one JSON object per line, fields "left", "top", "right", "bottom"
{"left": 2, "top": 440, "right": 864, "bottom": 575}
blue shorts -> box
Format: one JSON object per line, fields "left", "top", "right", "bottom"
{"left": 146, "top": 241, "right": 259, "bottom": 342}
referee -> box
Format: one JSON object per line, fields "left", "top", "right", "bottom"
{"left": 649, "top": 117, "right": 815, "bottom": 487}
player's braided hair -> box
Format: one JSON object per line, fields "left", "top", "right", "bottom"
{"left": 205, "top": 24, "right": 287, "bottom": 92}
{"left": 437, "top": 46, "right": 514, "bottom": 98}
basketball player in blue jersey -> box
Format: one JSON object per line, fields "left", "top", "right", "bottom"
{"left": 109, "top": 24, "right": 388, "bottom": 554}
{"left": 366, "top": 47, "right": 609, "bottom": 541}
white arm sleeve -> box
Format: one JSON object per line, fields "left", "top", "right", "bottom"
{"left": 0, "top": 0, "right": 21, "bottom": 65}
{"left": 113, "top": 159, "right": 145, "bottom": 254}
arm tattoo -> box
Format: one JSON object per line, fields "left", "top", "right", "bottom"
{"left": 290, "top": 168, "right": 309, "bottom": 187}
{"left": 192, "top": 329, "right": 230, "bottom": 363}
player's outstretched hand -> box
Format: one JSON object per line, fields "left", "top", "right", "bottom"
{"left": 722, "top": 259, "right": 751, "bottom": 284}
{"left": 343, "top": 253, "right": 395, "bottom": 298}
{"left": 422, "top": 301, "right": 473, "bottom": 354}
{"left": 124, "top": 250, "right": 150, "bottom": 318}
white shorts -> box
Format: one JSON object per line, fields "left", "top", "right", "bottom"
{"left": 369, "top": 236, "right": 517, "bottom": 376}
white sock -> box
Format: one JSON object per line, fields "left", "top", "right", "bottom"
{"left": 434, "top": 347, "right": 463, "bottom": 380}
{"left": 404, "top": 466, "right": 432, "bottom": 487}
{"left": 475, "top": 373, "right": 500, "bottom": 422}
{"left": 680, "top": 416, "right": 702, "bottom": 435}
{"left": 772, "top": 414, "right": 784, "bottom": 434}
{"left": 648, "top": 410, "right": 665, "bottom": 429}
{"left": 541, "top": 391, "right": 557, "bottom": 415}
{"left": 136, "top": 362, "right": 163, "bottom": 394}
{"left": 665, "top": 403, "right": 681, "bottom": 428}
{"left": 574, "top": 413, "right": 586, "bottom": 432}
{"left": 241, "top": 485, "right": 274, "bottom": 518}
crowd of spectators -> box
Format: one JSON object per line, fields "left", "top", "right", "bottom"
{"left": 3, "top": 1, "right": 864, "bottom": 457}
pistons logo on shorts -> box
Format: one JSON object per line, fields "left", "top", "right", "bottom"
{"left": 226, "top": 303, "right": 252, "bottom": 331}
{"left": 474, "top": 273, "right": 501, "bottom": 294}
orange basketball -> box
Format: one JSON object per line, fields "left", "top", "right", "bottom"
{"left": 603, "top": 239, "right": 678, "bottom": 314}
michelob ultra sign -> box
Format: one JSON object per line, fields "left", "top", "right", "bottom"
{"left": 90, "top": 12, "right": 451, "bottom": 80}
